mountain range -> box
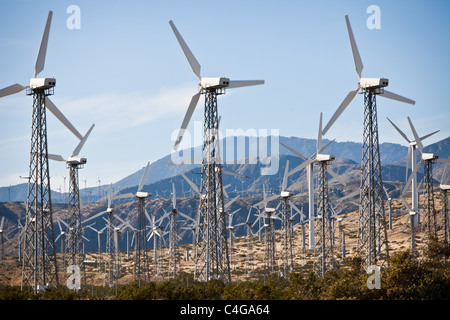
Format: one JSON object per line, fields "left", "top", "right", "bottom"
{"left": 1, "top": 135, "right": 449, "bottom": 252}
{"left": 1, "top": 135, "right": 449, "bottom": 203}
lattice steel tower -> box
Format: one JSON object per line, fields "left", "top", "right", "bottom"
{"left": 194, "top": 88, "right": 231, "bottom": 282}
{"left": 358, "top": 90, "right": 390, "bottom": 268}
{"left": 263, "top": 208, "right": 277, "bottom": 275}
{"left": 314, "top": 156, "right": 336, "bottom": 277}
{"left": 169, "top": 208, "right": 179, "bottom": 278}
{"left": 21, "top": 86, "right": 59, "bottom": 292}
{"left": 280, "top": 194, "right": 294, "bottom": 278}
{"left": 134, "top": 195, "right": 151, "bottom": 283}
{"left": 169, "top": 20, "right": 263, "bottom": 282}
{"left": 440, "top": 185, "right": 450, "bottom": 244}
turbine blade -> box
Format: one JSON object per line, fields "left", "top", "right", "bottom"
{"left": 245, "top": 207, "right": 252, "bottom": 223}
{"left": 420, "top": 130, "right": 439, "bottom": 142}
{"left": 113, "top": 193, "right": 134, "bottom": 200}
{"left": 436, "top": 158, "right": 450, "bottom": 164}
{"left": 172, "top": 182, "right": 176, "bottom": 208}
{"left": 279, "top": 142, "right": 307, "bottom": 161}
{"left": 47, "top": 153, "right": 65, "bottom": 162}
{"left": 0, "top": 83, "right": 27, "bottom": 98}
{"left": 83, "top": 210, "right": 107, "bottom": 224}
{"left": 59, "top": 218, "right": 69, "bottom": 228}
{"left": 224, "top": 195, "right": 240, "bottom": 209}
{"left": 181, "top": 172, "right": 200, "bottom": 195}
{"left": 322, "top": 88, "right": 359, "bottom": 135}
{"left": 345, "top": 15, "right": 363, "bottom": 78}
{"left": 35, "top": 11, "right": 53, "bottom": 77}
{"left": 282, "top": 160, "right": 289, "bottom": 191}
{"left": 227, "top": 80, "right": 264, "bottom": 89}
{"left": 144, "top": 209, "right": 152, "bottom": 225}
{"left": 401, "top": 161, "right": 422, "bottom": 197}
{"left": 45, "top": 97, "right": 83, "bottom": 140}
{"left": 318, "top": 139, "right": 335, "bottom": 155}
{"left": 169, "top": 20, "right": 201, "bottom": 79}
{"left": 72, "top": 124, "right": 95, "bottom": 157}
{"left": 287, "top": 158, "right": 314, "bottom": 177}
{"left": 178, "top": 211, "right": 195, "bottom": 222}
{"left": 407, "top": 117, "right": 423, "bottom": 153}
{"left": 221, "top": 169, "right": 249, "bottom": 179}
{"left": 400, "top": 196, "right": 412, "bottom": 212}
{"left": 317, "top": 112, "right": 323, "bottom": 154}
{"left": 386, "top": 117, "right": 411, "bottom": 143}
{"left": 379, "top": 90, "right": 415, "bottom": 105}
{"left": 138, "top": 161, "right": 150, "bottom": 192}
{"left": 253, "top": 193, "right": 279, "bottom": 208}
{"left": 405, "top": 146, "right": 411, "bottom": 182}
{"left": 338, "top": 189, "right": 360, "bottom": 202}
{"left": 328, "top": 169, "right": 346, "bottom": 186}
{"left": 289, "top": 200, "right": 306, "bottom": 220}
{"left": 173, "top": 91, "right": 201, "bottom": 151}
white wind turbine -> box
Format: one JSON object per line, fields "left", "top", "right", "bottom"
{"left": 0, "top": 10, "right": 84, "bottom": 290}
{"left": 387, "top": 117, "right": 439, "bottom": 229}
{"left": 400, "top": 117, "right": 450, "bottom": 238}
{"left": 320, "top": 15, "right": 415, "bottom": 268}
{"left": 280, "top": 112, "right": 334, "bottom": 249}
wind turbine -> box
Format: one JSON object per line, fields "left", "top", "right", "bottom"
{"left": 400, "top": 117, "right": 450, "bottom": 238}
{"left": 87, "top": 225, "right": 107, "bottom": 271}
{"left": 114, "top": 162, "right": 152, "bottom": 283}
{"left": 226, "top": 208, "right": 242, "bottom": 271}
{"left": 0, "top": 10, "right": 84, "bottom": 292}
{"left": 146, "top": 210, "right": 167, "bottom": 277}
{"left": 55, "top": 218, "right": 68, "bottom": 267}
{"left": 252, "top": 185, "right": 282, "bottom": 274}
{"left": 387, "top": 117, "right": 439, "bottom": 230}
{"left": 322, "top": 15, "right": 416, "bottom": 268}
{"left": 48, "top": 124, "right": 95, "bottom": 277}
{"left": 169, "top": 20, "right": 263, "bottom": 283}
{"left": 83, "top": 184, "right": 123, "bottom": 286}
{"left": 280, "top": 112, "right": 334, "bottom": 249}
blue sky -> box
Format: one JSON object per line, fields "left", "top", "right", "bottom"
{"left": 0, "top": 0, "right": 449, "bottom": 190}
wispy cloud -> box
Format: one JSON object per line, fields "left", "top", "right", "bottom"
{"left": 56, "top": 83, "right": 195, "bottom": 131}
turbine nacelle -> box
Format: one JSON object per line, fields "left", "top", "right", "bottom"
{"left": 67, "top": 156, "right": 87, "bottom": 165}
{"left": 280, "top": 191, "right": 293, "bottom": 198}
{"left": 359, "top": 78, "right": 388, "bottom": 89}
{"left": 136, "top": 191, "right": 151, "bottom": 199}
{"left": 422, "top": 153, "right": 438, "bottom": 161}
{"left": 264, "top": 207, "right": 276, "bottom": 214}
{"left": 200, "top": 77, "right": 230, "bottom": 89}
{"left": 316, "top": 154, "right": 335, "bottom": 162}
{"left": 29, "top": 78, "right": 56, "bottom": 90}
